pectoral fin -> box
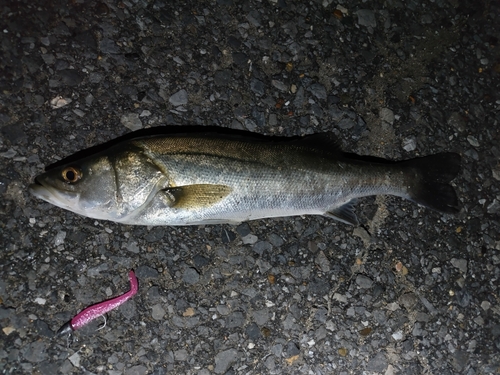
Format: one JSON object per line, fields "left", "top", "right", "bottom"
{"left": 324, "top": 200, "right": 359, "bottom": 225}
{"left": 158, "top": 184, "right": 232, "bottom": 209}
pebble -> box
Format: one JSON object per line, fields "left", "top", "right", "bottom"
{"left": 252, "top": 308, "right": 269, "bottom": 326}
{"left": 22, "top": 341, "right": 47, "bottom": 362}
{"left": 271, "top": 80, "right": 288, "bottom": 92}
{"left": 226, "top": 311, "right": 245, "bottom": 328}
{"left": 447, "top": 112, "right": 466, "bottom": 132}
{"left": 356, "top": 9, "right": 377, "bottom": 28}
{"left": 34, "top": 298, "right": 46, "bottom": 305}
{"left": 182, "top": 267, "right": 200, "bottom": 284}
{"left": 100, "top": 38, "right": 120, "bottom": 54}
{"left": 246, "top": 322, "right": 260, "bottom": 340}
{"left": 380, "top": 107, "right": 395, "bottom": 125}
{"left": 241, "top": 233, "right": 258, "bottom": 245}
{"left": 268, "top": 233, "right": 284, "bottom": 247}
{"left": 151, "top": 304, "right": 166, "bottom": 320}
{"left": 355, "top": 274, "right": 374, "bottom": 289}
{"left": 467, "top": 135, "right": 479, "bottom": 147}
{"left": 54, "top": 230, "right": 66, "bottom": 246}
{"left": 367, "top": 352, "right": 387, "bottom": 372}
{"left": 120, "top": 113, "right": 143, "bottom": 131}
{"left": 169, "top": 89, "right": 188, "bottom": 106}
{"left": 250, "top": 78, "right": 265, "bottom": 96}
{"left": 308, "top": 83, "right": 327, "bottom": 100}
{"left": 125, "top": 365, "right": 148, "bottom": 375}
{"left": 402, "top": 137, "right": 417, "bottom": 151}
{"left": 451, "top": 258, "right": 468, "bottom": 273}
{"left": 252, "top": 240, "right": 272, "bottom": 255}
{"left": 315, "top": 251, "right": 330, "bottom": 273}
{"left": 214, "top": 349, "right": 238, "bottom": 374}
{"left": 136, "top": 265, "right": 159, "bottom": 279}
{"left": 68, "top": 352, "right": 80, "bottom": 367}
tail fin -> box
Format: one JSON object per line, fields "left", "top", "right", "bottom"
{"left": 402, "top": 153, "right": 461, "bottom": 214}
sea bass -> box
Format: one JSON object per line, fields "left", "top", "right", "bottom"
{"left": 29, "top": 132, "right": 460, "bottom": 226}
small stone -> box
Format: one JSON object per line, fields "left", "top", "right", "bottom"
{"left": 135, "top": 265, "right": 159, "bottom": 279}
{"left": 50, "top": 96, "right": 72, "bottom": 108}
{"left": 268, "top": 233, "right": 284, "bottom": 247}
{"left": 367, "top": 352, "right": 387, "bottom": 372}
{"left": 355, "top": 274, "right": 373, "bottom": 289}
{"left": 193, "top": 254, "right": 210, "bottom": 268}
{"left": 308, "top": 83, "right": 327, "bottom": 100}
{"left": 174, "top": 349, "right": 188, "bottom": 361}
{"left": 250, "top": 78, "right": 265, "bottom": 96}
{"left": 271, "top": 80, "right": 287, "bottom": 92}
{"left": 379, "top": 107, "right": 395, "bottom": 125}
{"left": 2, "top": 326, "right": 15, "bottom": 335}
{"left": 242, "top": 233, "right": 258, "bottom": 245}
{"left": 100, "top": 38, "right": 120, "bottom": 54}
{"left": 214, "top": 349, "right": 238, "bottom": 374}
{"left": 54, "top": 231, "right": 66, "bottom": 246}
{"left": 125, "top": 365, "right": 148, "bottom": 375}
{"left": 226, "top": 311, "right": 245, "bottom": 328}
{"left": 34, "top": 297, "right": 46, "bottom": 305}
{"left": 467, "top": 135, "right": 479, "bottom": 147}
{"left": 169, "top": 89, "right": 188, "bottom": 106}
{"left": 451, "top": 258, "right": 467, "bottom": 273}
{"left": 236, "top": 223, "right": 251, "bottom": 237}
{"left": 182, "top": 267, "right": 200, "bottom": 285}
{"left": 452, "top": 350, "right": 469, "bottom": 372}
{"left": 481, "top": 301, "right": 491, "bottom": 311}
{"left": 356, "top": 9, "right": 377, "bottom": 28}
{"left": 252, "top": 241, "right": 272, "bottom": 255}
{"left": 151, "top": 304, "right": 166, "bottom": 320}
{"left": 402, "top": 137, "right": 416, "bottom": 151}
{"left": 315, "top": 251, "right": 330, "bottom": 272}
{"left": 448, "top": 112, "right": 466, "bottom": 132}
{"left": 120, "top": 113, "right": 142, "bottom": 131}
{"left": 246, "top": 322, "right": 260, "bottom": 340}
{"left": 252, "top": 308, "right": 269, "bottom": 326}
{"left": 22, "top": 341, "right": 48, "bottom": 362}
{"left": 392, "top": 331, "right": 403, "bottom": 340}
{"left": 338, "top": 118, "right": 355, "bottom": 130}
{"left": 68, "top": 352, "right": 80, "bottom": 367}
{"left": 286, "top": 341, "right": 300, "bottom": 357}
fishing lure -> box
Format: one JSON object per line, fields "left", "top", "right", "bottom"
{"left": 57, "top": 270, "right": 138, "bottom": 336}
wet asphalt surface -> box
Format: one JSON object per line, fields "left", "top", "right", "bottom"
{"left": 1, "top": 0, "right": 500, "bottom": 374}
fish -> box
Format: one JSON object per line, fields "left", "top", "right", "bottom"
{"left": 29, "top": 132, "right": 461, "bottom": 226}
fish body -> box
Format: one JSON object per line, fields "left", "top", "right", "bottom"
{"left": 29, "top": 132, "right": 460, "bottom": 226}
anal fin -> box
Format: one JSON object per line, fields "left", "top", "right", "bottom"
{"left": 159, "top": 184, "right": 232, "bottom": 209}
{"left": 324, "top": 199, "right": 359, "bottom": 225}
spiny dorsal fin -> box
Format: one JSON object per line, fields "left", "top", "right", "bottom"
{"left": 290, "top": 133, "right": 341, "bottom": 154}
{"left": 159, "top": 184, "right": 232, "bottom": 209}
{"left": 324, "top": 199, "right": 359, "bottom": 225}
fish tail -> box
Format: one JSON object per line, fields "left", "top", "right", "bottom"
{"left": 402, "top": 153, "right": 461, "bottom": 214}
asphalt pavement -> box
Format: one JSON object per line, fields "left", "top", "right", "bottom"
{"left": 1, "top": 0, "right": 499, "bottom": 374}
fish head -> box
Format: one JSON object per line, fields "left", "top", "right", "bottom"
{"left": 29, "top": 146, "right": 167, "bottom": 222}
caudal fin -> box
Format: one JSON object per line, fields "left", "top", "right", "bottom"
{"left": 402, "top": 153, "right": 461, "bottom": 214}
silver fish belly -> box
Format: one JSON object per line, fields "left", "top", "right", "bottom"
{"left": 29, "top": 132, "right": 461, "bottom": 226}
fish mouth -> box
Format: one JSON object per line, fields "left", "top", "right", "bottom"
{"left": 29, "top": 177, "right": 79, "bottom": 211}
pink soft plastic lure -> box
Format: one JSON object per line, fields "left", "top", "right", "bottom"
{"left": 57, "top": 270, "right": 138, "bottom": 336}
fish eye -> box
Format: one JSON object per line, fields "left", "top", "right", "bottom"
{"left": 62, "top": 167, "right": 82, "bottom": 183}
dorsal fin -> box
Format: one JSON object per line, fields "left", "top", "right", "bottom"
{"left": 290, "top": 133, "right": 341, "bottom": 154}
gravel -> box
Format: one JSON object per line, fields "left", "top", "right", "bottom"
{"left": 1, "top": 0, "right": 499, "bottom": 374}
